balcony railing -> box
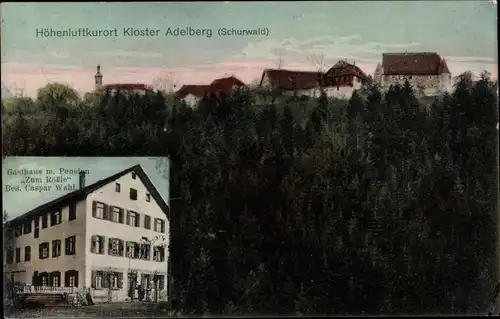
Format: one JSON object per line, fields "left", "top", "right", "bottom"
{"left": 16, "top": 285, "right": 87, "bottom": 294}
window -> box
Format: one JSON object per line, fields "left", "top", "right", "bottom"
{"left": 40, "top": 273, "right": 48, "bottom": 286}
{"left": 91, "top": 235, "right": 106, "bottom": 254}
{"left": 41, "top": 214, "right": 48, "bottom": 229}
{"left": 92, "top": 271, "right": 103, "bottom": 289}
{"left": 65, "top": 236, "right": 76, "bottom": 255}
{"left": 34, "top": 218, "right": 39, "bottom": 238}
{"left": 126, "top": 241, "right": 139, "bottom": 258}
{"left": 50, "top": 211, "right": 61, "bottom": 226}
{"left": 153, "top": 246, "right": 165, "bottom": 262}
{"left": 15, "top": 224, "right": 22, "bottom": 237}
{"left": 23, "top": 220, "right": 32, "bottom": 234}
{"left": 52, "top": 240, "right": 61, "bottom": 257}
{"left": 92, "top": 202, "right": 105, "bottom": 219}
{"left": 108, "top": 238, "right": 124, "bottom": 256}
{"left": 39, "top": 242, "right": 50, "bottom": 259}
{"left": 111, "top": 206, "right": 124, "bottom": 223}
{"left": 15, "top": 247, "right": 21, "bottom": 263}
{"left": 154, "top": 275, "right": 165, "bottom": 290}
{"left": 91, "top": 271, "right": 123, "bottom": 289}
{"left": 69, "top": 203, "right": 77, "bottom": 221}
{"left": 127, "top": 211, "right": 140, "bottom": 227}
{"left": 145, "top": 193, "right": 151, "bottom": 202}
{"left": 132, "top": 172, "right": 137, "bottom": 179}
{"left": 6, "top": 249, "right": 14, "bottom": 264}
{"left": 144, "top": 215, "right": 151, "bottom": 230}
{"left": 115, "top": 183, "right": 121, "bottom": 192}
{"left": 24, "top": 246, "right": 31, "bottom": 262}
{"left": 154, "top": 219, "right": 165, "bottom": 233}
{"left": 65, "top": 270, "right": 79, "bottom": 287}
{"left": 140, "top": 244, "right": 151, "bottom": 260}
{"left": 50, "top": 271, "right": 61, "bottom": 287}
{"left": 129, "top": 188, "right": 138, "bottom": 201}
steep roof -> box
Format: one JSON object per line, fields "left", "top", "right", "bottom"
{"left": 103, "top": 83, "right": 150, "bottom": 91}
{"left": 209, "top": 76, "right": 246, "bottom": 93}
{"left": 259, "top": 69, "right": 323, "bottom": 90}
{"left": 325, "top": 61, "right": 369, "bottom": 80}
{"left": 175, "top": 76, "right": 245, "bottom": 99}
{"left": 382, "top": 52, "right": 451, "bottom": 75}
{"left": 5, "top": 165, "right": 170, "bottom": 226}
{"left": 174, "top": 85, "right": 210, "bottom": 99}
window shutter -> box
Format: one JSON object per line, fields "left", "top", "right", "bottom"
{"left": 91, "top": 271, "right": 96, "bottom": 288}
{"left": 100, "top": 236, "right": 106, "bottom": 254}
{"left": 90, "top": 236, "right": 95, "bottom": 253}
{"left": 72, "top": 237, "right": 76, "bottom": 255}
{"left": 103, "top": 204, "right": 110, "bottom": 220}
{"left": 75, "top": 271, "right": 79, "bottom": 287}
{"left": 65, "top": 238, "right": 69, "bottom": 255}
{"left": 119, "top": 209, "right": 124, "bottom": 223}
{"left": 135, "top": 213, "right": 140, "bottom": 227}
{"left": 65, "top": 271, "right": 70, "bottom": 287}
{"left": 52, "top": 242, "right": 56, "bottom": 257}
{"left": 126, "top": 211, "right": 131, "bottom": 225}
{"left": 39, "top": 244, "right": 43, "bottom": 259}
{"left": 48, "top": 273, "right": 54, "bottom": 286}
{"left": 119, "top": 240, "right": 124, "bottom": 256}
{"left": 134, "top": 243, "right": 140, "bottom": 258}
{"left": 118, "top": 273, "right": 123, "bottom": 288}
{"left": 55, "top": 272, "right": 61, "bottom": 287}
{"left": 103, "top": 273, "right": 110, "bottom": 289}
{"left": 108, "top": 239, "right": 113, "bottom": 255}
{"left": 92, "top": 201, "right": 97, "bottom": 217}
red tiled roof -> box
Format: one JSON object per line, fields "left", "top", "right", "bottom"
{"left": 325, "top": 61, "right": 369, "bottom": 80}
{"left": 209, "top": 76, "right": 245, "bottom": 93}
{"left": 382, "top": 52, "right": 451, "bottom": 75}
{"left": 174, "top": 85, "right": 210, "bottom": 99}
{"left": 103, "top": 83, "right": 150, "bottom": 91}
{"left": 260, "top": 69, "right": 323, "bottom": 90}
{"left": 175, "top": 76, "right": 246, "bottom": 99}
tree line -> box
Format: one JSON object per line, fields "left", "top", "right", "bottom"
{"left": 1, "top": 73, "right": 498, "bottom": 315}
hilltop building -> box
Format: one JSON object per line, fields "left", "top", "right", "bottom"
{"left": 373, "top": 52, "right": 452, "bottom": 96}
{"left": 175, "top": 76, "right": 245, "bottom": 107}
{"left": 259, "top": 60, "right": 370, "bottom": 100}
{"left": 94, "top": 65, "right": 151, "bottom": 95}
{"left": 4, "top": 165, "right": 170, "bottom": 302}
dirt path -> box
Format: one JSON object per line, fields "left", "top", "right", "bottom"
{"left": 5, "top": 301, "right": 168, "bottom": 318}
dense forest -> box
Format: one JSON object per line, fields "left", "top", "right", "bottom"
{"left": 2, "top": 72, "right": 498, "bottom": 315}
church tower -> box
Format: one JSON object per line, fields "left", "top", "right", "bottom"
{"left": 95, "top": 65, "right": 103, "bottom": 90}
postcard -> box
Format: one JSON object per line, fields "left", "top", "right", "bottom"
{"left": 1, "top": 1, "right": 498, "bottom": 317}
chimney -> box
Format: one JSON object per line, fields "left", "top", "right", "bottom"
{"left": 79, "top": 171, "right": 86, "bottom": 190}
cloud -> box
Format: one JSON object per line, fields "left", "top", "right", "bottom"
{"left": 236, "top": 35, "right": 423, "bottom": 62}
{"left": 90, "top": 51, "right": 166, "bottom": 58}
{"left": 444, "top": 56, "right": 497, "bottom": 63}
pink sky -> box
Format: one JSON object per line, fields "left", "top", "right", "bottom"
{"left": 1, "top": 58, "right": 497, "bottom": 98}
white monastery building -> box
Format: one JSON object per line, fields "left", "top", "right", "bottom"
{"left": 94, "top": 65, "right": 151, "bottom": 95}
{"left": 259, "top": 60, "right": 370, "bottom": 100}
{"left": 4, "top": 165, "right": 170, "bottom": 302}
{"left": 373, "top": 52, "right": 452, "bottom": 96}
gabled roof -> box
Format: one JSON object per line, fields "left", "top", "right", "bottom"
{"left": 5, "top": 165, "right": 169, "bottom": 226}
{"left": 259, "top": 69, "right": 323, "bottom": 90}
{"left": 382, "top": 52, "right": 451, "bottom": 75}
{"left": 174, "top": 85, "right": 210, "bottom": 99}
{"left": 103, "top": 83, "right": 150, "bottom": 91}
{"left": 209, "top": 76, "right": 246, "bottom": 93}
{"left": 325, "top": 61, "right": 369, "bottom": 80}
{"left": 175, "top": 76, "right": 245, "bottom": 99}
